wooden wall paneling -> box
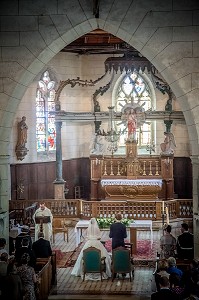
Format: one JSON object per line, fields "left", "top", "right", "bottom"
{"left": 45, "top": 162, "right": 56, "bottom": 182}
{"left": 29, "top": 164, "right": 38, "bottom": 183}
{"left": 29, "top": 183, "right": 38, "bottom": 200}
{"left": 63, "top": 160, "right": 73, "bottom": 199}
{"left": 10, "top": 165, "right": 17, "bottom": 200}
{"left": 80, "top": 158, "right": 90, "bottom": 199}
{"left": 37, "top": 182, "right": 49, "bottom": 199}
{"left": 173, "top": 157, "right": 192, "bottom": 199}
{"left": 37, "top": 164, "right": 47, "bottom": 182}
{"left": 16, "top": 164, "right": 29, "bottom": 200}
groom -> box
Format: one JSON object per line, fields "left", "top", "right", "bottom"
{"left": 109, "top": 213, "right": 127, "bottom": 249}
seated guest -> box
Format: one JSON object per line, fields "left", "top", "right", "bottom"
{"left": 0, "top": 252, "right": 9, "bottom": 294}
{"left": 154, "top": 259, "right": 170, "bottom": 291}
{"left": 0, "top": 252, "right": 9, "bottom": 277}
{"left": 167, "top": 257, "right": 183, "bottom": 279}
{"left": 1, "top": 261, "right": 23, "bottom": 300}
{"left": 169, "top": 273, "right": 185, "bottom": 299}
{"left": 32, "top": 231, "right": 52, "bottom": 258}
{"left": 15, "top": 225, "right": 32, "bottom": 252}
{"left": 176, "top": 223, "right": 194, "bottom": 259}
{"left": 160, "top": 224, "right": 176, "bottom": 259}
{"left": 9, "top": 236, "right": 15, "bottom": 256}
{"left": 17, "top": 253, "right": 38, "bottom": 300}
{"left": 0, "top": 238, "right": 8, "bottom": 255}
{"left": 15, "top": 237, "right": 36, "bottom": 268}
{"left": 151, "top": 276, "right": 179, "bottom": 300}
{"left": 182, "top": 259, "right": 199, "bottom": 298}
{"left": 71, "top": 217, "right": 111, "bottom": 279}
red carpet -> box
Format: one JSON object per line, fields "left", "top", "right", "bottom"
{"left": 56, "top": 239, "right": 158, "bottom": 268}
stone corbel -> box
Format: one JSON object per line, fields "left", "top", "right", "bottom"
{"left": 15, "top": 146, "right": 29, "bottom": 161}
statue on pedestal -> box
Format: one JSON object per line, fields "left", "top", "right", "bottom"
{"left": 121, "top": 102, "right": 145, "bottom": 142}
{"left": 15, "top": 116, "right": 29, "bottom": 160}
{"left": 160, "top": 132, "right": 176, "bottom": 155}
{"left": 89, "top": 133, "right": 104, "bottom": 155}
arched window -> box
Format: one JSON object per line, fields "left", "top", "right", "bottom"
{"left": 115, "top": 72, "right": 154, "bottom": 152}
{"left": 36, "top": 71, "right": 56, "bottom": 153}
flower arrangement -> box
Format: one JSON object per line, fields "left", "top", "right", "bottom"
{"left": 96, "top": 217, "right": 133, "bottom": 229}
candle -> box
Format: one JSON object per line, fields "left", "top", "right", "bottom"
{"left": 80, "top": 200, "right": 82, "bottom": 213}
{"left": 165, "top": 206, "right": 169, "bottom": 224}
{"left": 162, "top": 201, "right": 165, "bottom": 213}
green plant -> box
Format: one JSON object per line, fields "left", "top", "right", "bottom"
{"left": 96, "top": 217, "right": 133, "bottom": 229}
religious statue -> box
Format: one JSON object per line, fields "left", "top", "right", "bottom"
{"left": 121, "top": 102, "right": 145, "bottom": 142}
{"left": 17, "top": 116, "right": 28, "bottom": 148}
{"left": 89, "top": 133, "right": 104, "bottom": 155}
{"left": 15, "top": 116, "right": 29, "bottom": 160}
{"left": 160, "top": 132, "right": 176, "bottom": 154}
{"left": 126, "top": 108, "right": 137, "bottom": 140}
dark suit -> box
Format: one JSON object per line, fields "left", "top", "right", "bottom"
{"left": 32, "top": 238, "right": 52, "bottom": 258}
{"left": 177, "top": 232, "right": 194, "bottom": 259}
{"left": 109, "top": 221, "right": 127, "bottom": 249}
{"left": 151, "top": 288, "right": 179, "bottom": 300}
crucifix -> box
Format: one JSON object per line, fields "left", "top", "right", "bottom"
{"left": 93, "top": 0, "right": 100, "bottom": 18}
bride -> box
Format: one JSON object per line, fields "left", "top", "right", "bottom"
{"left": 71, "top": 218, "right": 112, "bottom": 279}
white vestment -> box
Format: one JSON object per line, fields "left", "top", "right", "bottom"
{"left": 33, "top": 207, "right": 53, "bottom": 242}
{"left": 71, "top": 218, "right": 111, "bottom": 280}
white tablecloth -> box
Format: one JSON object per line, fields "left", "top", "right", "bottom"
{"left": 75, "top": 220, "right": 90, "bottom": 247}
{"left": 130, "top": 220, "right": 153, "bottom": 248}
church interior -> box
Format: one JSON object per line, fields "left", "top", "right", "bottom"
{"left": 1, "top": 0, "right": 199, "bottom": 299}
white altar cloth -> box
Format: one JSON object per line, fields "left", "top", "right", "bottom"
{"left": 101, "top": 179, "right": 162, "bottom": 187}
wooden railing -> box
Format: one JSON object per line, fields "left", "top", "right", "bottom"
{"left": 9, "top": 198, "right": 193, "bottom": 222}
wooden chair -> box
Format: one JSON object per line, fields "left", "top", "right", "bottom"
{"left": 82, "top": 246, "right": 106, "bottom": 281}
{"left": 111, "top": 247, "right": 134, "bottom": 282}
{"left": 52, "top": 218, "right": 69, "bottom": 243}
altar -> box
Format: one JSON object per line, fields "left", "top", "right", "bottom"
{"left": 129, "top": 220, "right": 153, "bottom": 254}
{"left": 101, "top": 179, "right": 162, "bottom": 200}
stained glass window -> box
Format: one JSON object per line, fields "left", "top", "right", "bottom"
{"left": 115, "top": 72, "right": 153, "bottom": 148}
{"left": 36, "top": 71, "right": 56, "bottom": 152}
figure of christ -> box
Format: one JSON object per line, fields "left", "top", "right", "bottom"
{"left": 127, "top": 108, "right": 137, "bottom": 140}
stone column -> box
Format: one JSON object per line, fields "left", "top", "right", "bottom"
{"left": 190, "top": 156, "right": 199, "bottom": 258}
{"left": 0, "top": 155, "right": 10, "bottom": 251}
{"left": 53, "top": 121, "right": 65, "bottom": 199}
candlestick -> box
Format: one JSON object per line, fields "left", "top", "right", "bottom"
{"left": 162, "top": 201, "right": 165, "bottom": 213}
{"left": 165, "top": 206, "right": 169, "bottom": 224}
{"left": 80, "top": 200, "right": 82, "bottom": 213}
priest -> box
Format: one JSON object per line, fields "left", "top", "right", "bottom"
{"left": 33, "top": 202, "right": 53, "bottom": 242}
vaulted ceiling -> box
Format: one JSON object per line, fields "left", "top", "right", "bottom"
{"left": 61, "top": 29, "right": 141, "bottom": 56}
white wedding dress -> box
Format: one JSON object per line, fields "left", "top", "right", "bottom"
{"left": 71, "top": 218, "right": 112, "bottom": 280}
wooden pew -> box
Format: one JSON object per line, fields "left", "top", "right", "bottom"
{"left": 35, "top": 252, "right": 57, "bottom": 300}
{"left": 176, "top": 258, "right": 192, "bottom": 272}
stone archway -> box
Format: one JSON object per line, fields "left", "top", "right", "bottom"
{"left": 0, "top": 2, "right": 199, "bottom": 253}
